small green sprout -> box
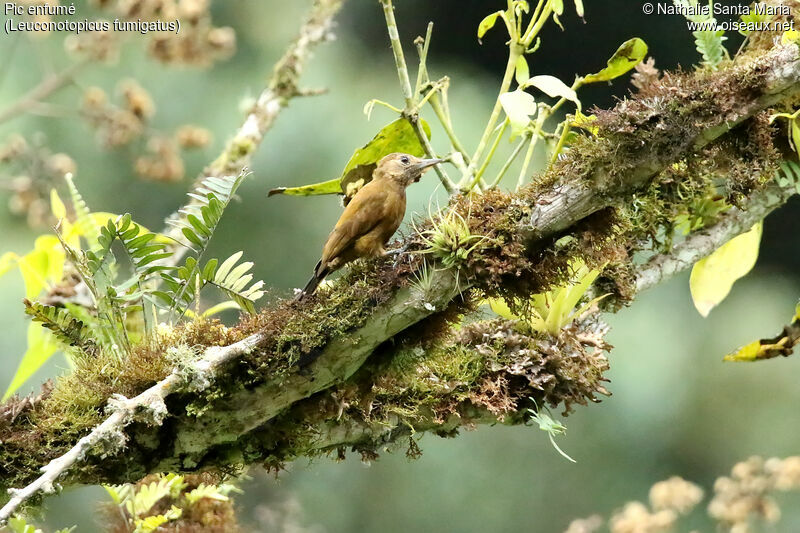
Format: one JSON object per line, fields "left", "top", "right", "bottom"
{"left": 528, "top": 401, "right": 576, "bottom": 463}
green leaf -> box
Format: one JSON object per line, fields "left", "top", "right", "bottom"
{"left": 24, "top": 299, "right": 92, "bottom": 349}
{"left": 583, "top": 38, "right": 648, "bottom": 84}
{"left": 514, "top": 55, "right": 530, "bottom": 86}
{"left": 215, "top": 251, "right": 243, "bottom": 283}
{"left": 267, "top": 177, "right": 343, "bottom": 198}
{"left": 3, "top": 322, "right": 60, "bottom": 400}
{"left": 269, "top": 118, "right": 431, "bottom": 202}
{"left": 523, "top": 75, "right": 580, "bottom": 109}
{"left": 690, "top": 222, "right": 763, "bottom": 317}
{"left": 499, "top": 90, "right": 537, "bottom": 138}
{"left": 478, "top": 11, "right": 503, "bottom": 41}
{"left": 487, "top": 298, "right": 519, "bottom": 320}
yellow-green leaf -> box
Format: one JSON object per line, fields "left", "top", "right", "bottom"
{"left": 487, "top": 297, "right": 519, "bottom": 320}
{"left": 478, "top": 11, "right": 503, "bottom": 41}
{"left": 268, "top": 118, "right": 431, "bottom": 202}
{"left": 267, "top": 178, "right": 342, "bottom": 198}
{"left": 583, "top": 38, "right": 648, "bottom": 84}
{"left": 791, "top": 119, "right": 800, "bottom": 153}
{"left": 515, "top": 55, "right": 530, "bottom": 86}
{"left": 3, "top": 322, "right": 60, "bottom": 400}
{"left": 50, "top": 189, "right": 67, "bottom": 221}
{"left": 782, "top": 29, "right": 800, "bottom": 44}
{"left": 499, "top": 90, "right": 537, "bottom": 138}
{"left": 690, "top": 222, "right": 762, "bottom": 317}
{"left": 0, "top": 251, "right": 19, "bottom": 277}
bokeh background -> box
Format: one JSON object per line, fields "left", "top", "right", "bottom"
{"left": 1, "top": 1, "right": 799, "bottom": 531}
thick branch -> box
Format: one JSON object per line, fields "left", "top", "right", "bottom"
{"left": 635, "top": 182, "right": 796, "bottom": 292}
{"left": 526, "top": 45, "right": 800, "bottom": 241}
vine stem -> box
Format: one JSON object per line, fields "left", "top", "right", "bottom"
{"left": 516, "top": 111, "right": 546, "bottom": 190}
{"left": 380, "top": 0, "right": 456, "bottom": 193}
{"left": 463, "top": 45, "right": 522, "bottom": 186}
{"left": 0, "top": 60, "right": 88, "bottom": 125}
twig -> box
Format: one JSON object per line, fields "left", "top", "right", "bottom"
{"left": 0, "top": 60, "right": 88, "bottom": 125}
{"left": 380, "top": 0, "right": 456, "bottom": 193}
{"left": 469, "top": 119, "right": 508, "bottom": 190}
{"left": 516, "top": 112, "right": 546, "bottom": 190}
{"left": 490, "top": 133, "right": 527, "bottom": 188}
{"left": 0, "top": 332, "right": 265, "bottom": 524}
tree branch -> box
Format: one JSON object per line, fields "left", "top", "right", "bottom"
{"left": 635, "top": 182, "right": 796, "bottom": 293}
{"left": 3, "top": 40, "right": 800, "bottom": 515}
{"left": 0, "top": 60, "right": 88, "bottom": 125}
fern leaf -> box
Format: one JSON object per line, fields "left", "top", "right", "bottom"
{"left": 65, "top": 174, "right": 100, "bottom": 249}
{"left": 166, "top": 169, "right": 249, "bottom": 254}
{"left": 693, "top": 29, "right": 727, "bottom": 69}
{"left": 24, "top": 299, "right": 92, "bottom": 349}
{"left": 203, "top": 252, "right": 264, "bottom": 314}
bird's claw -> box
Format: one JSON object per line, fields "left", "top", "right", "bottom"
{"left": 385, "top": 244, "right": 410, "bottom": 268}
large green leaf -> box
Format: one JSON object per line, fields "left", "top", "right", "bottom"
{"left": 690, "top": 222, "right": 762, "bottom": 317}
{"left": 3, "top": 322, "right": 59, "bottom": 400}
{"left": 268, "top": 118, "right": 431, "bottom": 202}
{"left": 583, "top": 38, "right": 648, "bottom": 84}
{"left": 267, "top": 177, "right": 342, "bottom": 198}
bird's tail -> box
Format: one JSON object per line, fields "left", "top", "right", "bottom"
{"left": 295, "top": 261, "right": 326, "bottom": 302}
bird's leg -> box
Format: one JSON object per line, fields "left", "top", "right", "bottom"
{"left": 384, "top": 243, "right": 410, "bottom": 268}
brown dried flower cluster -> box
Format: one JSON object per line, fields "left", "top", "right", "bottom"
{"left": 0, "top": 134, "right": 77, "bottom": 227}
{"left": 95, "top": 0, "right": 236, "bottom": 66}
{"left": 708, "top": 456, "right": 800, "bottom": 532}
{"left": 64, "top": 23, "right": 120, "bottom": 62}
{"left": 81, "top": 81, "right": 211, "bottom": 182}
{"left": 566, "top": 457, "right": 800, "bottom": 533}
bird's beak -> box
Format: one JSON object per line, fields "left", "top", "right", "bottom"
{"left": 412, "top": 158, "right": 443, "bottom": 173}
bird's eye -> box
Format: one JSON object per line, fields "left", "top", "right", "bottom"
{"left": 400, "top": 156, "right": 410, "bottom": 165}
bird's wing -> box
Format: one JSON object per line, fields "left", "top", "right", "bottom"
{"left": 320, "top": 185, "right": 389, "bottom": 266}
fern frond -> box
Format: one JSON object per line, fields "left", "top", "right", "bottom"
{"left": 202, "top": 251, "right": 265, "bottom": 314}
{"left": 23, "top": 299, "right": 92, "bottom": 349}
{"left": 65, "top": 174, "right": 99, "bottom": 249}
{"left": 165, "top": 170, "right": 249, "bottom": 255}
{"left": 693, "top": 29, "right": 727, "bottom": 69}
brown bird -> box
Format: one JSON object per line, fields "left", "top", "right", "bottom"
{"left": 297, "top": 152, "right": 442, "bottom": 300}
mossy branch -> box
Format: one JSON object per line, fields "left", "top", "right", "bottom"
{"left": 525, "top": 44, "right": 800, "bottom": 242}
{"left": 3, "top": 40, "right": 800, "bottom": 517}
{"left": 635, "top": 182, "right": 797, "bottom": 293}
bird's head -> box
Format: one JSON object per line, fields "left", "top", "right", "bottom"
{"left": 374, "top": 153, "right": 443, "bottom": 187}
